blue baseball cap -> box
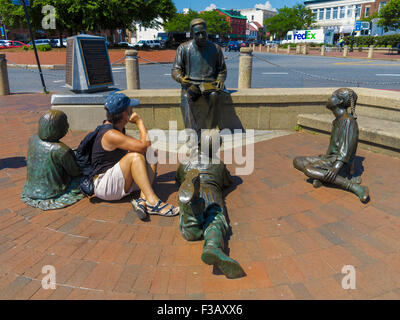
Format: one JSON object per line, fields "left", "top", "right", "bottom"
{"left": 104, "top": 93, "right": 140, "bottom": 115}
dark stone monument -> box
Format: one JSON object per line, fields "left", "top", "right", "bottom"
{"left": 293, "top": 88, "right": 370, "bottom": 203}
{"left": 65, "top": 35, "right": 114, "bottom": 93}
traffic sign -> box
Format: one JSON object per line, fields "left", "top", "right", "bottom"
{"left": 11, "top": 0, "right": 30, "bottom": 6}
{"left": 355, "top": 21, "right": 362, "bottom": 31}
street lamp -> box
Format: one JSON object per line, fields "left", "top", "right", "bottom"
{"left": 350, "top": 31, "right": 355, "bottom": 52}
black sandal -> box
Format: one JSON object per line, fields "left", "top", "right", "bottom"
{"left": 131, "top": 198, "right": 147, "bottom": 220}
{"left": 146, "top": 200, "right": 179, "bottom": 217}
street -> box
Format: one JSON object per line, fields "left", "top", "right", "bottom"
{"left": 7, "top": 51, "right": 400, "bottom": 93}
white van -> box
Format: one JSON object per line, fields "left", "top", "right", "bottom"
{"left": 282, "top": 29, "right": 333, "bottom": 45}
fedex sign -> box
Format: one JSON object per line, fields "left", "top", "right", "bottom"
{"left": 294, "top": 30, "right": 316, "bottom": 40}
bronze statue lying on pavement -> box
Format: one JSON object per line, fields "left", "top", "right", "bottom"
{"left": 176, "top": 129, "right": 246, "bottom": 279}
{"left": 293, "top": 88, "right": 369, "bottom": 203}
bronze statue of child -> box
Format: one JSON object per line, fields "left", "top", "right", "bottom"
{"left": 293, "top": 88, "right": 369, "bottom": 203}
{"left": 21, "top": 110, "right": 83, "bottom": 210}
{"left": 176, "top": 129, "right": 246, "bottom": 279}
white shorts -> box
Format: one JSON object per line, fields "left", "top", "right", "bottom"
{"left": 93, "top": 162, "right": 139, "bottom": 201}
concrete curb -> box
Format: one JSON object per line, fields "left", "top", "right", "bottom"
{"left": 7, "top": 61, "right": 173, "bottom": 70}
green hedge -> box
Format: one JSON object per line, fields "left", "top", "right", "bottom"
{"left": 22, "top": 44, "right": 52, "bottom": 52}
{"left": 344, "top": 34, "right": 400, "bottom": 47}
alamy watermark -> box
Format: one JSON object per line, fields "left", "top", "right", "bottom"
{"left": 42, "top": 5, "right": 56, "bottom": 30}
{"left": 341, "top": 265, "right": 356, "bottom": 290}
{"left": 144, "top": 124, "right": 255, "bottom": 176}
{"left": 41, "top": 265, "right": 56, "bottom": 290}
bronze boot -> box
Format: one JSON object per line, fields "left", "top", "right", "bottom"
{"left": 201, "top": 216, "right": 246, "bottom": 279}
{"left": 178, "top": 169, "right": 200, "bottom": 204}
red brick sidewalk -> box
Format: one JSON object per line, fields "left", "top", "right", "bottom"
{"left": 1, "top": 94, "right": 400, "bottom": 300}
{"left": 4, "top": 49, "right": 176, "bottom": 66}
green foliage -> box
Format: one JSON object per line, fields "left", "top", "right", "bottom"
{"left": 163, "top": 9, "right": 231, "bottom": 36}
{"left": 0, "top": 0, "right": 25, "bottom": 29}
{"left": 377, "top": 0, "right": 400, "bottom": 31}
{"left": 3, "top": 0, "right": 176, "bottom": 40}
{"left": 264, "top": 4, "right": 315, "bottom": 39}
{"left": 344, "top": 34, "right": 400, "bottom": 47}
{"left": 22, "top": 44, "right": 52, "bottom": 51}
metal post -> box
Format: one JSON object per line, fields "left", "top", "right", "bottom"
{"left": 22, "top": 1, "right": 47, "bottom": 94}
{"left": 0, "top": 54, "right": 10, "bottom": 95}
{"left": 238, "top": 47, "right": 253, "bottom": 89}
{"left": 125, "top": 50, "right": 140, "bottom": 90}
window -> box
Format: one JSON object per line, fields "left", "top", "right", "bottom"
{"left": 340, "top": 6, "right": 345, "bottom": 19}
{"left": 251, "top": 15, "right": 254, "bottom": 21}
{"left": 355, "top": 5, "right": 361, "bottom": 18}
{"left": 332, "top": 7, "right": 338, "bottom": 19}
{"left": 364, "top": 6, "right": 370, "bottom": 17}
{"left": 313, "top": 9, "right": 318, "bottom": 20}
{"left": 319, "top": 8, "right": 324, "bottom": 20}
{"left": 347, "top": 6, "right": 353, "bottom": 18}
{"left": 326, "top": 8, "right": 331, "bottom": 19}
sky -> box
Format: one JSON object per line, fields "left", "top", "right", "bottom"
{"left": 172, "top": 0, "right": 302, "bottom": 13}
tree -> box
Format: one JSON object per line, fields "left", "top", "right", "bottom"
{"left": 163, "top": 9, "right": 199, "bottom": 32}
{"left": 163, "top": 9, "right": 231, "bottom": 37}
{"left": 0, "top": 0, "right": 26, "bottom": 31}
{"left": 264, "top": 4, "right": 315, "bottom": 39}
{"left": 377, "top": 0, "right": 400, "bottom": 31}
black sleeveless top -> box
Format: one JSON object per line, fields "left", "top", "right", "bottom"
{"left": 91, "top": 124, "right": 128, "bottom": 176}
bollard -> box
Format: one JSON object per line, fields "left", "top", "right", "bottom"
{"left": 266, "top": 45, "right": 270, "bottom": 53}
{"left": 238, "top": 47, "right": 253, "bottom": 89}
{"left": 302, "top": 44, "right": 309, "bottom": 55}
{"left": 287, "top": 45, "right": 291, "bottom": 54}
{"left": 368, "top": 45, "right": 374, "bottom": 59}
{"left": 320, "top": 45, "right": 325, "bottom": 56}
{"left": 0, "top": 54, "right": 10, "bottom": 96}
{"left": 275, "top": 45, "right": 279, "bottom": 54}
{"left": 296, "top": 44, "right": 300, "bottom": 54}
{"left": 259, "top": 44, "right": 262, "bottom": 52}
{"left": 343, "top": 45, "right": 349, "bottom": 57}
{"left": 125, "top": 50, "right": 140, "bottom": 90}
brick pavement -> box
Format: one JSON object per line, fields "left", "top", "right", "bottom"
{"left": 4, "top": 49, "right": 177, "bottom": 66}
{"left": 0, "top": 94, "right": 400, "bottom": 300}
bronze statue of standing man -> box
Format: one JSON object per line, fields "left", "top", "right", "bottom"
{"left": 171, "top": 18, "right": 227, "bottom": 135}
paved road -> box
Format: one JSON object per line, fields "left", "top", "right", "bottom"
{"left": 7, "top": 51, "right": 400, "bottom": 93}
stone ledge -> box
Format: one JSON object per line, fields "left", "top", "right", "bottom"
{"left": 297, "top": 113, "right": 400, "bottom": 157}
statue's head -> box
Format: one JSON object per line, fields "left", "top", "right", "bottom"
{"left": 38, "top": 110, "right": 69, "bottom": 142}
{"left": 190, "top": 18, "right": 207, "bottom": 47}
{"left": 327, "top": 88, "right": 358, "bottom": 118}
{"left": 199, "top": 129, "right": 222, "bottom": 156}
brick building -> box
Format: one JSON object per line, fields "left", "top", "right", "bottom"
{"left": 361, "top": 0, "right": 389, "bottom": 19}
{"left": 216, "top": 9, "right": 247, "bottom": 39}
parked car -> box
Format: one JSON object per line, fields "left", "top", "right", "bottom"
{"left": 0, "top": 40, "right": 28, "bottom": 49}
{"left": 50, "top": 39, "right": 67, "bottom": 47}
{"left": 225, "top": 41, "right": 240, "bottom": 52}
{"left": 135, "top": 40, "right": 161, "bottom": 49}
{"left": 117, "top": 41, "right": 134, "bottom": 48}
{"left": 153, "top": 40, "right": 164, "bottom": 48}
{"left": 27, "top": 39, "right": 51, "bottom": 46}
{"left": 239, "top": 41, "right": 249, "bottom": 48}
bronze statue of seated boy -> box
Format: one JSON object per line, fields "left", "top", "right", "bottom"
{"left": 176, "top": 129, "right": 246, "bottom": 279}
{"left": 293, "top": 88, "right": 369, "bottom": 203}
{"left": 21, "top": 110, "right": 83, "bottom": 210}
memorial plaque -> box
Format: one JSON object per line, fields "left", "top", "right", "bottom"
{"left": 65, "top": 38, "right": 74, "bottom": 87}
{"left": 79, "top": 39, "right": 113, "bottom": 86}
{"left": 64, "top": 35, "right": 114, "bottom": 93}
